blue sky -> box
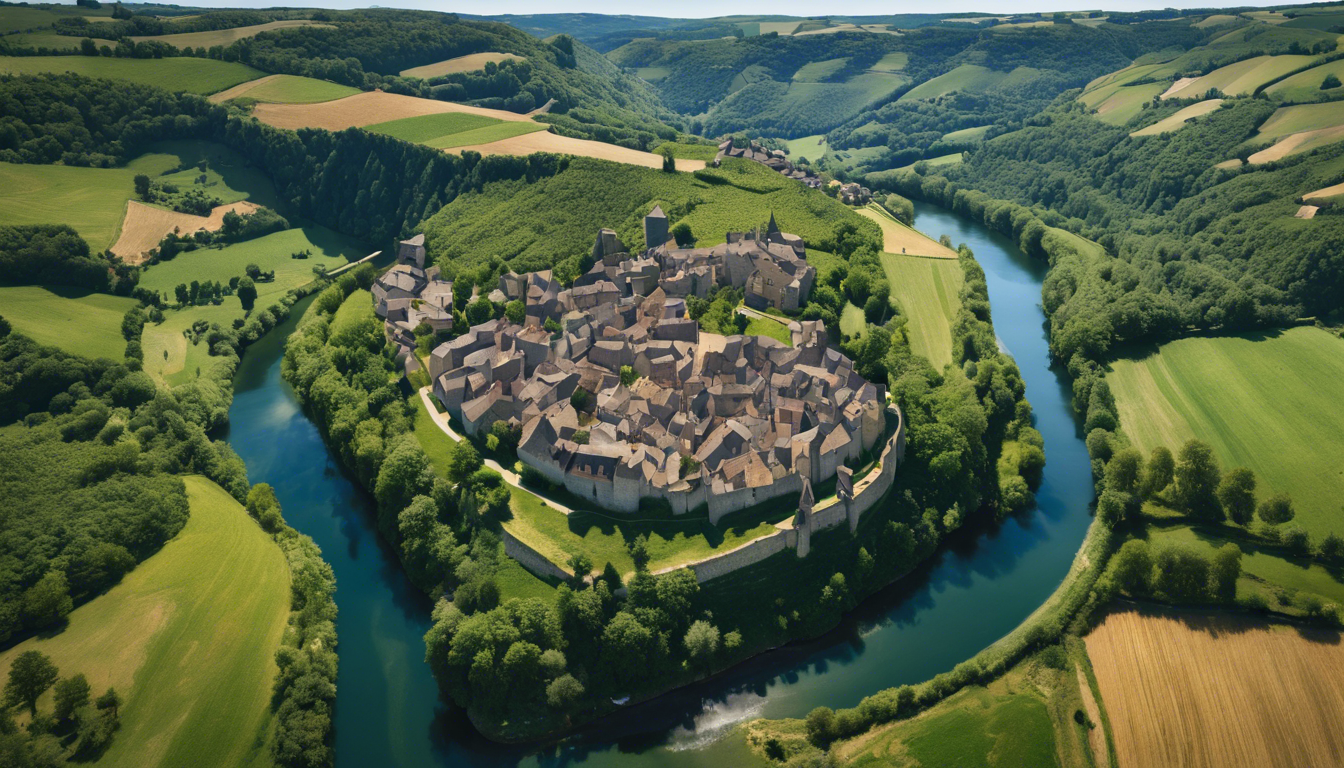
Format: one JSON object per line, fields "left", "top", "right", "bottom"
{"left": 117, "top": 1, "right": 1281, "bottom": 18}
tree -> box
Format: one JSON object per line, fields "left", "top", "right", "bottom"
{"left": 805, "top": 706, "right": 837, "bottom": 747}
{"left": 1319, "top": 532, "right": 1344, "bottom": 562}
{"left": 1210, "top": 543, "right": 1241, "bottom": 602}
{"left": 570, "top": 386, "right": 590, "bottom": 411}
{"left": 567, "top": 553, "right": 593, "bottom": 584}
{"left": 661, "top": 150, "right": 676, "bottom": 173}
{"left": 1105, "top": 448, "right": 1143, "bottom": 497}
{"left": 1096, "top": 489, "right": 1129, "bottom": 529}
{"left": 23, "top": 570, "right": 73, "bottom": 628}
{"left": 502, "top": 641, "right": 542, "bottom": 695}
{"left": 504, "top": 300, "right": 525, "bottom": 324}
{"left": 1217, "top": 468, "right": 1257, "bottom": 526}
{"left": 1174, "top": 439, "right": 1222, "bottom": 520}
{"left": 546, "top": 674, "right": 584, "bottom": 711}
{"left": 683, "top": 620, "right": 720, "bottom": 667}
{"left": 1257, "top": 493, "right": 1295, "bottom": 526}
{"left": 445, "top": 440, "right": 482, "bottom": 485}
{"left": 95, "top": 687, "right": 121, "bottom": 720}
{"left": 1153, "top": 546, "right": 1210, "bottom": 602}
{"left": 133, "top": 174, "right": 151, "bottom": 200}
{"left": 174, "top": 283, "right": 189, "bottom": 305}
{"left": 4, "top": 651, "right": 58, "bottom": 715}
{"left": 571, "top": 430, "right": 589, "bottom": 445}
{"left": 601, "top": 612, "right": 656, "bottom": 689}
{"left": 1323, "top": 73, "right": 1341, "bottom": 90}
{"left": 53, "top": 674, "right": 91, "bottom": 722}
{"left": 627, "top": 534, "right": 650, "bottom": 572}
{"left": 1112, "top": 539, "right": 1152, "bottom": 594}
{"left": 466, "top": 297, "right": 494, "bottom": 325}
{"left": 1141, "top": 446, "right": 1174, "bottom": 498}
{"left": 671, "top": 221, "right": 694, "bottom": 246}
{"left": 619, "top": 365, "right": 637, "bottom": 387}
{"left": 237, "top": 276, "right": 257, "bottom": 312}
{"left": 245, "top": 482, "right": 283, "bottom": 531}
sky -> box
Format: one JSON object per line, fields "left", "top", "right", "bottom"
{"left": 112, "top": 0, "right": 1283, "bottom": 19}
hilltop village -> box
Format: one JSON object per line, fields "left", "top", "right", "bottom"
{"left": 373, "top": 210, "right": 890, "bottom": 523}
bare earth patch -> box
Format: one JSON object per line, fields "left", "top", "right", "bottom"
{"left": 1085, "top": 607, "right": 1344, "bottom": 768}
{"left": 110, "top": 200, "right": 260, "bottom": 264}
{"left": 400, "top": 51, "right": 523, "bottom": 78}
{"left": 445, "top": 131, "right": 708, "bottom": 171}
{"left": 1160, "top": 76, "right": 1198, "bottom": 99}
{"left": 252, "top": 89, "right": 534, "bottom": 132}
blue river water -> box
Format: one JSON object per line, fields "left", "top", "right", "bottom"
{"left": 226, "top": 200, "right": 1095, "bottom": 767}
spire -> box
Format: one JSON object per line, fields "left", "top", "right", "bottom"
{"left": 767, "top": 210, "right": 780, "bottom": 235}
{"left": 795, "top": 477, "right": 814, "bottom": 526}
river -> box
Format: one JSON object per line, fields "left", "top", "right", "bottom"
{"left": 226, "top": 200, "right": 1095, "bottom": 767}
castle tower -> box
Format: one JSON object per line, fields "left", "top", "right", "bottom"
{"left": 644, "top": 205, "right": 668, "bottom": 251}
{"left": 795, "top": 476, "right": 814, "bottom": 558}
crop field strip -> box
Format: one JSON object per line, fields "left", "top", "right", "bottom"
{"left": 251, "top": 89, "right": 536, "bottom": 132}
{"left": 400, "top": 51, "right": 523, "bottom": 78}
{"left": 1266, "top": 58, "right": 1344, "bottom": 101}
{"left": 0, "top": 55, "right": 263, "bottom": 94}
{"left": 128, "top": 19, "right": 333, "bottom": 49}
{"left": 1131, "top": 99, "right": 1224, "bottom": 137}
{"left": 1107, "top": 328, "right": 1344, "bottom": 537}
{"left": 856, "top": 203, "right": 957, "bottom": 258}
{"left": 1086, "top": 608, "right": 1344, "bottom": 768}
{"left": 444, "top": 129, "right": 707, "bottom": 171}
{"left": 209, "top": 74, "right": 360, "bottom": 104}
{"left": 111, "top": 200, "right": 261, "bottom": 264}
{"left": 1162, "top": 54, "right": 1317, "bottom": 99}
{"left": 0, "top": 476, "right": 290, "bottom": 768}
{"left": 880, "top": 253, "right": 964, "bottom": 370}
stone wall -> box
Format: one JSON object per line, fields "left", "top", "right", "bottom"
{"left": 502, "top": 529, "right": 571, "bottom": 582}
{"left": 684, "top": 529, "right": 789, "bottom": 583}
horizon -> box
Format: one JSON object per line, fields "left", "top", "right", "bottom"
{"left": 90, "top": 0, "right": 1286, "bottom": 21}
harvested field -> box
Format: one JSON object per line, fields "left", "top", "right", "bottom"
{"left": 1304, "top": 180, "right": 1344, "bottom": 198}
{"left": 1159, "top": 76, "right": 1197, "bottom": 98}
{"left": 1131, "top": 98, "right": 1223, "bottom": 136}
{"left": 1085, "top": 607, "right": 1344, "bottom": 768}
{"left": 856, "top": 203, "right": 957, "bottom": 258}
{"left": 400, "top": 51, "right": 522, "bottom": 78}
{"left": 252, "top": 89, "right": 533, "bottom": 132}
{"left": 1162, "top": 54, "right": 1317, "bottom": 99}
{"left": 110, "top": 200, "right": 260, "bottom": 264}
{"left": 445, "top": 130, "right": 707, "bottom": 171}
{"left": 1249, "top": 124, "right": 1344, "bottom": 163}
{"left": 130, "top": 19, "right": 332, "bottom": 49}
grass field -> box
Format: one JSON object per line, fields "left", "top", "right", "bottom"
{"left": 792, "top": 57, "right": 848, "bottom": 82}
{"left": 1256, "top": 100, "right": 1344, "bottom": 139}
{"left": 785, "top": 134, "right": 828, "bottom": 161}
{"left": 2, "top": 140, "right": 276, "bottom": 254}
{"left": 0, "top": 6, "right": 112, "bottom": 33}
{"left": 399, "top": 51, "right": 523, "bottom": 78}
{"left": 0, "top": 286, "right": 137, "bottom": 359}
{"left": 141, "top": 226, "right": 363, "bottom": 304}
{"left": 634, "top": 66, "right": 670, "bottom": 81}
{"left": 856, "top": 203, "right": 957, "bottom": 258}
{"left": 1132, "top": 99, "right": 1225, "bottom": 136}
{"left": 880, "top": 253, "right": 964, "bottom": 369}
{"left": 0, "top": 55, "right": 262, "bottom": 94}
{"left": 130, "top": 19, "right": 332, "bottom": 49}
{"left": 365, "top": 112, "right": 504, "bottom": 143}
{"left": 900, "top": 64, "right": 1028, "bottom": 102}
{"left": 1145, "top": 523, "right": 1344, "bottom": 607}
{"left": 1079, "top": 63, "right": 1172, "bottom": 125}
{"left": 840, "top": 301, "right": 867, "bottom": 340}
{"left": 214, "top": 74, "right": 360, "bottom": 104}
{"left": 1108, "top": 328, "right": 1344, "bottom": 537}
{"left": 141, "top": 300, "right": 244, "bottom": 386}
{"left": 1266, "top": 59, "right": 1344, "bottom": 101}
{"left": 870, "top": 51, "right": 908, "bottom": 72}
{"left": 943, "top": 124, "right": 992, "bottom": 142}
{"left": 1, "top": 31, "right": 115, "bottom": 50}
{"left": 1086, "top": 607, "right": 1344, "bottom": 768}
{"left": 768, "top": 72, "right": 908, "bottom": 125}
{"left": 1164, "top": 54, "right": 1318, "bottom": 99}
{"left": 743, "top": 314, "right": 792, "bottom": 345}
{"left": 0, "top": 476, "right": 289, "bottom": 768}
{"left": 836, "top": 661, "right": 1065, "bottom": 768}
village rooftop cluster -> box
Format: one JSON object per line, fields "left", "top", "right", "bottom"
{"left": 372, "top": 210, "right": 887, "bottom": 521}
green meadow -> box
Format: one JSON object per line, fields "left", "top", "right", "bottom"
{"left": 1267, "top": 59, "right": 1344, "bottom": 102}
{"left": 785, "top": 134, "right": 828, "bottom": 162}
{"left": 881, "top": 253, "right": 964, "bottom": 369}
{"left": 0, "top": 285, "right": 137, "bottom": 359}
{"left": 141, "top": 300, "right": 243, "bottom": 386}
{"left": 139, "top": 226, "right": 365, "bottom": 304}
{"left": 0, "top": 476, "right": 290, "bottom": 768}
{"left": 0, "top": 55, "right": 262, "bottom": 94}
{"left": 900, "top": 64, "right": 1035, "bottom": 102}
{"left": 239, "top": 74, "right": 360, "bottom": 103}
{"left": 840, "top": 301, "right": 867, "bottom": 340}
{"left": 792, "top": 57, "right": 848, "bottom": 82}
{"left": 1108, "top": 328, "right": 1344, "bottom": 537}
{"left": 364, "top": 112, "right": 546, "bottom": 149}
{"left": 0, "top": 140, "right": 277, "bottom": 252}
{"left": 0, "top": 5, "right": 113, "bottom": 33}
{"left": 743, "top": 315, "right": 792, "bottom": 345}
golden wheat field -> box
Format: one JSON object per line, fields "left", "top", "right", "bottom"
{"left": 445, "top": 130, "right": 707, "bottom": 171}
{"left": 399, "top": 51, "right": 523, "bottom": 78}
{"left": 1085, "top": 608, "right": 1344, "bottom": 768}
{"left": 252, "top": 89, "right": 534, "bottom": 131}
{"left": 110, "top": 200, "right": 259, "bottom": 264}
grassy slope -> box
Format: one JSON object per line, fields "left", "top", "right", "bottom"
{"left": 1131, "top": 99, "right": 1224, "bottom": 136}
{"left": 423, "top": 157, "right": 876, "bottom": 271}
{"left": 880, "top": 253, "right": 964, "bottom": 369}
{"left": 1108, "top": 327, "right": 1344, "bottom": 537}
{"left": 1174, "top": 54, "right": 1317, "bottom": 98}
{"left": 1146, "top": 523, "right": 1344, "bottom": 607}
{"left": 792, "top": 57, "right": 848, "bottom": 82}
{"left": 365, "top": 112, "right": 502, "bottom": 142}
{"left": 140, "top": 226, "right": 364, "bottom": 304}
{"left": 0, "top": 55, "right": 262, "bottom": 94}
{"left": 0, "top": 140, "right": 277, "bottom": 251}
{"left": 1257, "top": 100, "right": 1344, "bottom": 138}
{"left": 0, "top": 476, "right": 289, "bottom": 768}
{"left": 241, "top": 74, "right": 360, "bottom": 104}
{"left": 900, "top": 64, "right": 1006, "bottom": 102}
{"left": 785, "top": 134, "right": 828, "bottom": 162}
{"left": 1267, "top": 59, "right": 1344, "bottom": 101}
{"left": 142, "top": 300, "right": 243, "bottom": 386}
{"left": 0, "top": 286, "right": 136, "bottom": 359}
